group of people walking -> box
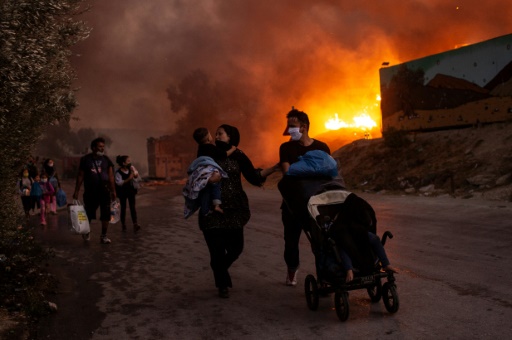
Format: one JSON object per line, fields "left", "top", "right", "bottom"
{"left": 37, "top": 108, "right": 395, "bottom": 299}
{"left": 20, "top": 138, "right": 142, "bottom": 240}
{"left": 184, "top": 108, "right": 397, "bottom": 298}
{"left": 19, "top": 157, "right": 62, "bottom": 225}
{"left": 72, "top": 137, "right": 142, "bottom": 244}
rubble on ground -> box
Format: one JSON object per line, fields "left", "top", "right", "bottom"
{"left": 332, "top": 122, "right": 512, "bottom": 202}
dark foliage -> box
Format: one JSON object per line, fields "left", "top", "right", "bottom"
{"left": 0, "top": 0, "right": 89, "bottom": 333}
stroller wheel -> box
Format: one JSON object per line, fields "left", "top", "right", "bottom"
{"left": 367, "top": 278, "right": 382, "bottom": 303}
{"left": 382, "top": 282, "right": 399, "bottom": 313}
{"left": 334, "top": 290, "right": 349, "bottom": 322}
{"left": 304, "top": 274, "right": 319, "bottom": 310}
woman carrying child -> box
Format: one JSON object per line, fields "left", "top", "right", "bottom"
{"left": 198, "top": 124, "right": 279, "bottom": 298}
{"left": 183, "top": 127, "right": 237, "bottom": 218}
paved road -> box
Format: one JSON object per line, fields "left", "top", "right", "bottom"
{"left": 33, "top": 182, "right": 512, "bottom": 339}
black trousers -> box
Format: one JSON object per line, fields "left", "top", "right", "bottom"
{"left": 202, "top": 228, "right": 244, "bottom": 289}
{"left": 119, "top": 193, "right": 137, "bottom": 226}
{"left": 21, "top": 196, "right": 32, "bottom": 212}
{"left": 282, "top": 206, "right": 304, "bottom": 271}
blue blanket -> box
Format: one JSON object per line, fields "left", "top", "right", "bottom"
{"left": 286, "top": 150, "right": 338, "bottom": 178}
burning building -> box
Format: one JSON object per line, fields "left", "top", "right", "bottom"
{"left": 379, "top": 33, "right": 512, "bottom": 132}
{"left": 147, "top": 136, "right": 194, "bottom": 179}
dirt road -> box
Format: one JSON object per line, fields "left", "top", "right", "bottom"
{"left": 32, "top": 182, "right": 512, "bottom": 339}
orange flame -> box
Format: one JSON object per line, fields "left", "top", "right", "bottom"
{"left": 325, "top": 112, "right": 378, "bottom": 131}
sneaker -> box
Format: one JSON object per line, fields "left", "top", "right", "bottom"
{"left": 134, "top": 223, "right": 141, "bottom": 233}
{"left": 82, "top": 233, "right": 90, "bottom": 241}
{"left": 100, "top": 236, "right": 111, "bottom": 244}
{"left": 285, "top": 270, "right": 298, "bottom": 286}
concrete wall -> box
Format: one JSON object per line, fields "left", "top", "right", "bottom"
{"left": 379, "top": 34, "right": 512, "bottom": 132}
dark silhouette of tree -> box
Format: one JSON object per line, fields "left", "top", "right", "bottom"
{"left": 35, "top": 122, "right": 113, "bottom": 157}
{"left": 166, "top": 69, "right": 255, "bottom": 155}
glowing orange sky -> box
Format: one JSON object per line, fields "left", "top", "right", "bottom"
{"left": 71, "top": 0, "right": 512, "bottom": 164}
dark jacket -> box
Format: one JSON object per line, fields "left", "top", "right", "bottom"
{"left": 198, "top": 149, "right": 264, "bottom": 231}
{"left": 115, "top": 168, "right": 137, "bottom": 197}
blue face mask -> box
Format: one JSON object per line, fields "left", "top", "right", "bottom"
{"left": 288, "top": 127, "right": 302, "bottom": 141}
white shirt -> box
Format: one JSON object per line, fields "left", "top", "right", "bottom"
{"left": 115, "top": 166, "right": 139, "bottom": 186}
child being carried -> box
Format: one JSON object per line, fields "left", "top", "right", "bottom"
{"left": 182, "top": 127, "right": 236, "bottom": 218}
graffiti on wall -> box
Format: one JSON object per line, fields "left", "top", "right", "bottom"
{"left": 379, "top": 34, "right": 512, "bottom": 132}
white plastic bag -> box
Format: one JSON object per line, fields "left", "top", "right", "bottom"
{"left": 131, "top": 178, "right": 141, "bottom": 191}
{"left": 69, "top": 200, "right": 90, "bottom": 234}
{"left": 131, "top": 166, "right": 141, "bottom": 191}
{"left": 109, "top": 199, "right": 120, "bottom": 224}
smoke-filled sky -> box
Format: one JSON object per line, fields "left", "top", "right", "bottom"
{"left": 71, "top": 0, "right": 512, "bottom": 163}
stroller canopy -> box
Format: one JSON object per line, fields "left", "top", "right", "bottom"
{"left": 307, "top": 189, "right": 352, "bottom": 222}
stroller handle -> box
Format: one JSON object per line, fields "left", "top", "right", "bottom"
{"left": 381, "top": 231, "right": 394, "bottom": 246}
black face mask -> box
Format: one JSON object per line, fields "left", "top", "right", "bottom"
{"left": 215, "top": 140, "right": 231, "bottom": 151}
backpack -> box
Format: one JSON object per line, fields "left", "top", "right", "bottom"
{"left": 49, "top": 175, "right": 58, "bottom": 189}
{"left": 30, "top": 182, "right": 43, "bottom": 197}
{"left": 56, "top": 189, "right": 67, "bottom": 207}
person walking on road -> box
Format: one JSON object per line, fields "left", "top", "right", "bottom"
{"left": 43, "top": 158, "right": 61, "bottom": 215}
{"left": 115, "top": 155, "right": 141, "bottom": 232}
{"left": 278, "top": 108, "right": 330, "bottom": 287}
{"left": 198, "top": 124, "right": 278, "bottom": 298}
{"left": 19, "top": 169, "right": 33, "bottom": 218}
{"left": 24, "top": 156, "right": 39, "bottom": 214}
{"left": 25, "top": 155, "right": 39, "bottom": 180}
{"left": 37, "top": 173, "right": 55, "bottom": 226}
{"left": 73, "top": 137, "right": 116, "bottom": 244}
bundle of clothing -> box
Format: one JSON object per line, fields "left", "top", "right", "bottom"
{"left": 182, "top": 156, "right": 228, "bottom": 219}
{"left": 278, "top": 150, "right": 344, "bottom": 228}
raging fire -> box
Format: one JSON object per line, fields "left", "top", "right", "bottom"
{"left": 324, "top": 94, "right": 380, "bottom": 133}
{"left": 325, "top": 113, "right": 377, "bottom": 131}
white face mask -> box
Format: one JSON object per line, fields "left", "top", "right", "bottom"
{"left": 288, "top": 127, "right": 302, "bottom": 141}
{"left": 42, "top": 179, "right": 48, "bottom": 183}
{"left": 96, "top": 151, "right": 104, "bottom": 157}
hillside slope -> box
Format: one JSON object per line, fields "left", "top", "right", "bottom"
{"left": 331, "top": 122, "right": 512, "bottom": 201}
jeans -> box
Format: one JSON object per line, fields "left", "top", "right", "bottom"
{"left": 340, "top": 232, "right": 390, "bottom": 270}
{"left": 368, "top": 232, "right": 390, "bottom": 267}
{"left": 199, "top": 182, "right": 222, "bottom": 216}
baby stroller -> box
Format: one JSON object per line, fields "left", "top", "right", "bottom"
{"left": 303, "top": 183, "right": 399, "bottom": 322}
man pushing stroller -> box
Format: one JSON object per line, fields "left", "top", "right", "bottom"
{"left": 277, "top": 107, "right": 397, "bottom": 287}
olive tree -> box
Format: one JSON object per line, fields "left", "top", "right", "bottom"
{"left": 0, "top": 0, "right": 89, "bottom": 231}
{"left": 1, "top": 0, "right": 90, "bottom": 318}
